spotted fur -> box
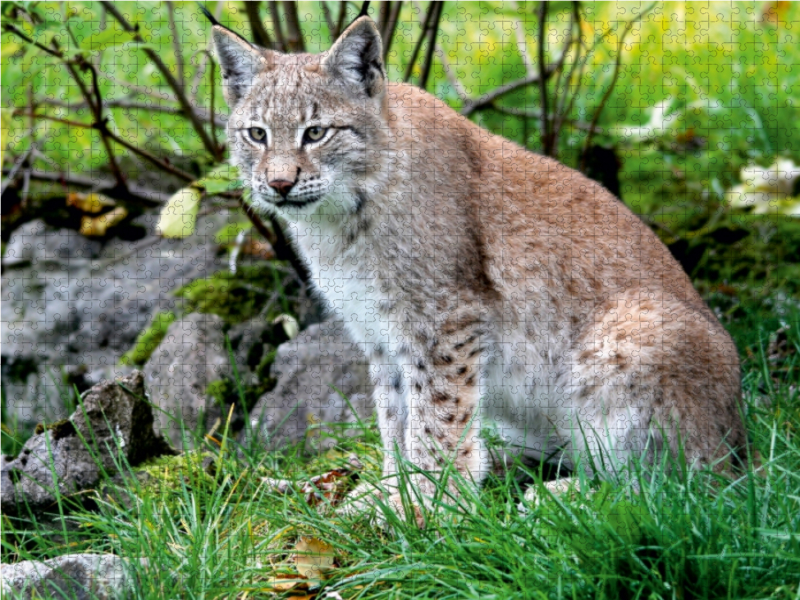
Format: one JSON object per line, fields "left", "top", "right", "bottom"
{"left": 211, "top": 17, "right": 745, "bottom": 507}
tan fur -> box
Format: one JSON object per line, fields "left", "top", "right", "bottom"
{"left": 210, "top": 17, "right": 745, "bottom": 508}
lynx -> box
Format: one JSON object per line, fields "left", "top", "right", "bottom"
{"left": 208, "top": 14, "right": 745, "bottom": 517}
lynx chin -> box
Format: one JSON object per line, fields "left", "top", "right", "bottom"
{"left": 208, "top": 14, "right": 745, "bottom": 518}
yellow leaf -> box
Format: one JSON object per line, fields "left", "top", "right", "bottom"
{"left": 67, "top": 192, "right": 116, "bottom": 213}
{"left": 80, "top": 206, "right": 128, "bottom": 237}
{"left": 293, "top": 537, "right": 336, "bottom": 582}
{"left": 156, "top": 186, "right": 202, "bottom": 238}
{"left": 263, "top": 577, "right": 305, "bottom": 592}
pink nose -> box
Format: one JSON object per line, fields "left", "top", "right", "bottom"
{"left": 268, "top": 179, "right": 295, "bottom": 198}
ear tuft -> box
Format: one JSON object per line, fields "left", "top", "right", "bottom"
{"left": 323, "top": 17, "right": 385, "bottom": 98}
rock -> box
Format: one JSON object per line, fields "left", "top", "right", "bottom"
{"left": 0, "top": 371, "right": 175, "bottom": 517}
{"left": 144, "top": 313, "right": 229, "bottom": 448}
{"left": 1, "top": 553, "right": 142, "bottom": 600}
{"left": 245, "top": 320, "right": 375, "bottom": 450}
{"left": 1, "top": 214, "right": 227, "bottom": 430}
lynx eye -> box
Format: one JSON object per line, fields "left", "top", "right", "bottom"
{"left": 303, "top": 126, "right": 327, "bottom": 144}
{"left": 248, "top": 127, "right": 267, "bottom": 143}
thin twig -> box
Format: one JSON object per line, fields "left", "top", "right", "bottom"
{"left": 2, "top": 23, "right": 62, "bottom": 58}
{"left": 80, "top": 59, "right": 127, "bottom": 188}
{"left": 38, "top": 99, "right": 226, "bottom": 128}
{"left": 381, "top": 1, "right": 403, "bottom": 60}
{"left": 0, "top": 147, "right": 33, "bottom": 196}
{"left": 510, "top": 1, "right": 536, "bottom": 78}
{"left": 321, "top": 1, "right": 337, "bottom": 43}
{"left": 490, "top": 104, "right": 597, "bottom": 132}
{"left": 208, "top": 53, "right": 221, "bottom": 153}
{"left": 537, "top": 2, "right": 554, "bottom": 156}
{"left": 580, "top": 1, "right": 657, "bottom": 168}
{"left": 281, "top": 2, "right": 306, "bottom": 52}
{"left": 166, "top": 2, "right": 186, "bottom": 93}
{"left": 403, "top": 2, "right": 436, "bottom": 82}
{"left": 268, "top": 2, "right": 289, "bottom": 52}
{"left": 2, "top": 168, "right": 170, "bottom": 206}
{"left": 335, "top": 1, "right": 348, "bottom": 38}
{"left": 461, "top": 70, "right": 549, "bottom": 117}
{"left": 418, "top": 1, "right": 444, "bottom": 90}
{"left": 244, "top": 1, "right": 274, "bottom": 49}
{"left": 101, "top": 1, "right": 220, "bottom": 160}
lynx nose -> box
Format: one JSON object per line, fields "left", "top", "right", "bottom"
{"left": 268, "top": 179, "right": 295, "bottom": 199}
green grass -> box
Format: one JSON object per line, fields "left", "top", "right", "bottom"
{"left": 2, "top": 313, "right": 799, "bottom": 600}
{"left": 2, "top": 2, "right": 800, "bottom": 597}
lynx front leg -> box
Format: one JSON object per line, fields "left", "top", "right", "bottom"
{"left": 401, "top": 328, "right": 490, "bottom": 502}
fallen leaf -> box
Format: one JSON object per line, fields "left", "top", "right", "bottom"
{"left": 80, "top": 206, "right": 128, "bottom": 236}
{"left": 261, "top": 458, "right": 361, "bottom": 508}
{"left": 156, "top": 186, "right": 202, "bottom": 238}
{"left": 67, "top": 192, "right": 116, "bottom": 213}
{"left": 293, "top": 537, "right": 336, "bottom": 582}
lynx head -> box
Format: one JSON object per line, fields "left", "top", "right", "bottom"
{"left": 209, "top": 15, "right": 388, "bottom": 220}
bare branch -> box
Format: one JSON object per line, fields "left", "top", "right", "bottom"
{"left": 38, "top": 99, "right": 227, "bottom": 128}
{"left": 335, "top": 1, "right": 348, "bottom": 38}
{"left": 381, "top": 1, "right": 403, "bottom": 60}
{"left": 244, "top": 1, "right": 274, "bottom": 49}
{"left": 403, "top": 2, "right": 436, "bottom": 82}
{"left": 281, "top": 2, "right": 306, "bottom": 52}
{"left": 166, "top": 2, "right": 186, "bottom": 93}
{"left": 580, "top": 1, "right": 657, "bottom": 168}
{"left": 510, "top": 1, "right": 536, "bottom": 78}
{"left": 268, "top": 2, "right": 289, "bottom": 52}
{"left": 2, "top": 168, "right": 170, "bottom": 206}
{"left": 418, "top": 1, "right": 444, "bottom": 90}
{"left": 461, "top": 71, "right": 548, "bottom": 117}
{"left": 101, "top": 1, "right": 221, "bottom": 160}
{"left": 537, "top": 2, "right": 554, "bottom": 155}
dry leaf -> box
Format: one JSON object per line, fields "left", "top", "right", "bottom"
{"left": 67, "top": 192, "right": 116, "bottom": 213}
{"left": 156, "top": 186, "right": 202, "bottom": 238}
{"left": 263, "top": 576, "right": 305, "bottom": 592}
{"left": 79, "top": 206, "right": 128, "bottom": 236}
{"left": 293, "top": 537, "right": 336, "bottom": 581}
{"left": 261, "top": 457, "right": 362, "bottom": 508}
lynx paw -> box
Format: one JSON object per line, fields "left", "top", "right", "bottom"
{"left": 518, "top": 477, "right": 582, "bottom": 514}
{"left": 337, "top": 482, "right": 425, "bottom": 529}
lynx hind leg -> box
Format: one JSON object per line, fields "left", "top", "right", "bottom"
{"left": 565, "top": 293, "right": 743, "bottom": 476}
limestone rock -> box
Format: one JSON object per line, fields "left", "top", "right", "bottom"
{"left": 245, "top": 320, "right": 375, "bottom": 450}
{"left": 1, "top": 553, "right": 142, "bottom": 600}
{"left": 144, "top": 313, "right": 229, "bottom": 448}
{"left": 0, "top": 371, "right": 175, "bottom": 517}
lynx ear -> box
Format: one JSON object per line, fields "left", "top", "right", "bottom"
{"left": 323, "top": 16, "right": 385, "bottom": 98}
{"left": 210, "top": 25, "right": 269, "bottom": 106}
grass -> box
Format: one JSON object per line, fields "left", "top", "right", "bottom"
{"left": 2, "top": 2, "right": 800, "bottom": 598}
{"left": 2, "top": 309, "right": 799, "bottom": 600}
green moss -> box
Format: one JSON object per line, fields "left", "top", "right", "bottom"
{"left": 173, "top": 264, "right": 295, "bottom": 325}
{"left": 119, "top": 311, "right": 176, "bottom": 366}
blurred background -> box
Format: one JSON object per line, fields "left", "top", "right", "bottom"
{"left": 2, "top": 1, "right": 799, "bottom": 452}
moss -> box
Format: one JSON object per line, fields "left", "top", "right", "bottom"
{"left": 32, "top": 418, "right": 75, "bottom": 440}
{"left": 119, "top": 311, "right": 176, "bottom": 366}
{"left": 133, "top": 451, "right": 217, "bottom": 496}
{"left": 173, "top": 264, "right": 296, "bottom": 325}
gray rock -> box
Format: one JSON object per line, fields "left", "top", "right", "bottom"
{"left": 144, "top": 313, "right": 229, "bottom": 448}
{"left": 245, "top": 320, "right": 375, "bottom": 450}
{"left": 0, "top": 371, "right": 175, "bottom": 517}
{"left": 1, "top": 214, "right": 227, "bottom": 429}
{"left": 1, "top": 553, "right": 142, "bottom": 600}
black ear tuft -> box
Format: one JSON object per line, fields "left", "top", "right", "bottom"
{"left": 197, "top": 3, "right": 220, "bottom": 26}
{"left": 358, "top": 1, "right": 371, "bottom": 19}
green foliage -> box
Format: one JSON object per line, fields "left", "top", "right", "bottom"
{"left": 173, "top": 263, "right": 292, "bottom": 325}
